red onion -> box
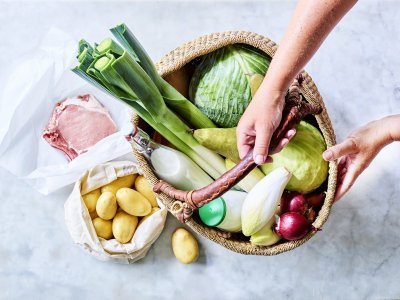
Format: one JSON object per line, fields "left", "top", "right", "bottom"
{"left": 280, "top": 191, "right": 308, "bottom": 215}
{"left": 275, "top": 212, "right": 313, "bottom": 241}
{"left": 306, "top": 192, "right": 325, "bottom": 208}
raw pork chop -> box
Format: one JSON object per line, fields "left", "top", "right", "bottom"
{"left": 43, "top": 94, "right": 117, "bottom": 160}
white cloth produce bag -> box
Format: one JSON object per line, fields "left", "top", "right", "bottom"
{"left": 65, "top": 160, "right": 168, "bottom": 264}
{"left": 0, "top": 27, "right": 135, "bottom": 195}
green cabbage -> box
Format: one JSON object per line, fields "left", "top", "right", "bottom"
{"left": 189, "top": 44, "right": 271, "bottom": 128}
{"left": 261, "top": 121, "right": 328, "bottom": 193}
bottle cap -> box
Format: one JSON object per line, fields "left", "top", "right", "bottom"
{"left": 199, "top": 197, "right": 226, "bottom": 227}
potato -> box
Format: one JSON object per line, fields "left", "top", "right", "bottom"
{"left": 100, "top": 174, "right": 137, "bottom": 195}
{"left": 92, "top": 218, "right": 113, "bottom": 239}
{"left": 112, "top": 211, "right": 138, "bottom": 243}
{"left": 96, "top": 192, "right": 117, "bottom": 220}
{"left": 116, "top": 188, "right": 151, "bottom": 216}
{"left": 171, "top": 228, "right": 199, "bottom": 264}
{"left": 134, "top": 175, "right": 158, "bottom": 207}
{"left": 138, "top": 207, "right": 160, "bottom": 226}
{"left": 82, "top": 188, "right": 101, "bottom": 213}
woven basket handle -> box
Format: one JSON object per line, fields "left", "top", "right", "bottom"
{"left": 153, "top": 75, "right": 322, "bottom": 222}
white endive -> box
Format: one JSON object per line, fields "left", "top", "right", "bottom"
{"left": 250, "top": 215, "right": 281, "bottom": 246}
{"left": 241, "top": 167, "right": 292, "bottom": 236}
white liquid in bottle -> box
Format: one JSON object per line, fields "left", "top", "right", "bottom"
{"left": 150, "top": 146, "right": 213, "bottom": 191}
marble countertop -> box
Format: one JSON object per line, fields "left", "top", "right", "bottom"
{"left": 1, "top": 1, "right": 400, "bottom": 299}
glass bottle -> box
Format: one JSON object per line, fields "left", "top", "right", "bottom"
{"left": 127, "top": 125, "right": 245, "bottom": 232}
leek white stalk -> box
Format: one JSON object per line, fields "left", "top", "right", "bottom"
{"left": 241, "top": 167, "right": 292, "bottom": 236}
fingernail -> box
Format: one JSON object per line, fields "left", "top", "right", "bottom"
{"left": 323, "top": 150, "right": 333, "bottom": 161}
{"left": 255, "top": 154, "right": 266, "bottom": 165}
{"left": 288, "top": 129, "right": 296, "bottom": 138}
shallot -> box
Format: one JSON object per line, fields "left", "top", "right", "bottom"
{"left": 307, "top": 192, "right": 325, "bottom": 208}
{"left": 280, "top": 192, "right": 308, "bottom": 215}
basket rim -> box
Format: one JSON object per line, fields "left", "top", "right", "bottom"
{"left": 132, "top": 30, "right": 337, "bottom": 256}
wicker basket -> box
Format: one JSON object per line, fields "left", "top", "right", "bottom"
{"left": 132, "top": 31, "right": 337, "bottom": 255}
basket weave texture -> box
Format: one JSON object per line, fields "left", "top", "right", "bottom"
{"left": 132, "top": 31, "right": 337, "bottom": 255}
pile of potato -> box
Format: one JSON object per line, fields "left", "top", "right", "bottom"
{"left": 82, "top": 174, "right": 159, "bottom": 244}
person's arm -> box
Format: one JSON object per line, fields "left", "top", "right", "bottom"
{"left": 324, "top": 115, "right": 400, "bottom": 200}
{"left": 237, "top": 0, "right": 357, "bottom": 164}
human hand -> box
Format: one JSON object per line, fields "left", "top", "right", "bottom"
{"left": 236, "top": 86, "right": 297, "bottom": 164}
{"left": 323, "top": 117, "right": 397, "bottom": 201}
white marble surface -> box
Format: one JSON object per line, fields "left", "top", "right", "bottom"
{"left": 1, "top": 1, "right": 400, "bottom": 299}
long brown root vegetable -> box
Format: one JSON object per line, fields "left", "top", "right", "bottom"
{"left": 153, "top": 75, "right": 323, "bottom": 222}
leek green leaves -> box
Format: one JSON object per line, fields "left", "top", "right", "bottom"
{"left": 72, "top": 24, "right": 225, "bottom": 179}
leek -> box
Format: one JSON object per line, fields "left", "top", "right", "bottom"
{"left": 72, "top": 25, "right": 226, "bottom": 179}
{"left": 110, "top": 24, "right": 216, "bottom": 129}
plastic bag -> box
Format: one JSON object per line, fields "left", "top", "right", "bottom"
{"left": 0, "top": 27, "right": 134, "bottom": 195}
{"left": 64, "top": 160, "right": 168, "bottom": 264}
